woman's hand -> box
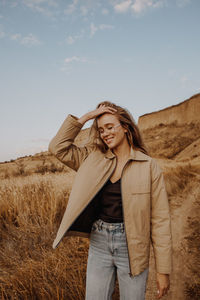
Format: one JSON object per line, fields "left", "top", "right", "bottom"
{"left": 156, "top": 273, "right": 170, "bottom": 299}
{"left": 78, "top": 104, "right": 117, "bottom": 124}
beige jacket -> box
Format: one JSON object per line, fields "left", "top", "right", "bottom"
{"left": 48, "top": 114, "right": 172, "bottom": 277}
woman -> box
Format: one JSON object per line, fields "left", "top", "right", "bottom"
{"left": 48, "top": 101, "right": 172, "bottom": 300}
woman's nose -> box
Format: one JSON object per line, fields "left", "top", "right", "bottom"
{"left": 101, "top": 129, "right": 110, "bottom": 138}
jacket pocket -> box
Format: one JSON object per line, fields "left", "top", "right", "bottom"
{"left": 131, "top": 185, "right": 150, "bottom": 194}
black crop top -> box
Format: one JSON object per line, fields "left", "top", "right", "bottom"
{"left": 94, "top": 178, "right": 124, "bottom": 223}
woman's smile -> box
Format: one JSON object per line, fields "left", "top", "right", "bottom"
{"left": 104, "top": 136, "right": 114, "bottom": 144}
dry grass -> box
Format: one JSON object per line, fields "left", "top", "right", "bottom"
{"left": 0, "top": 173, "right": 92, "bottom": 299}
{"left": 0, "top": 121, "right": 200, "bottom": 299}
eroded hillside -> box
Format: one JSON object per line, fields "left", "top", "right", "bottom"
{"left": 138, "top": 93, "right": 200, "bottom": 130}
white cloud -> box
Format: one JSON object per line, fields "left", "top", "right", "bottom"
{"left": 61, "top": 55, "right": 88, "bottom": 72}
{"left": 99, "top": 24, "right": 114, "bottom": 30}
{"left": 90, "top": 22, "right": 114, "bottom": 37}
{"left": 64, "top": 0, "right": 78, "bottom": 15}
{"left": 114, "top": 0, "right": 132, "bottom": 13}
{"left": 23, "top": 0, "right": 57, "bottom": 7}
{"left": 67, "top": 36, "right": 75, "bottom": 45}
{"left": 21, "top": 33, "right": 41, "bottom": 46}
{"left": 131, "top": 0, "right": 164, "bottom": 14}
{"left": 10, "top": 33, "right": 21, "bottom": 41}
{"left": 90, "top": 23, "right": 98, "bottom": 37}
{"left": 66, "top": 30, "right": 84, "bottom": 45}
{"left": 111, "top": 0, "right": 165, "bottom": 14}
{"left": 22, "top": 0, "right": 58, "bottom": 17}
{"left": 64, "top": 56, "right": 87, "bottom": 64}
{"left": 9, "top": 32, "right": 41, "bottom": 46}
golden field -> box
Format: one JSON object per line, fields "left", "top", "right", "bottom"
{"left": 0, "top": 116, "right": 200, "bottom": 299}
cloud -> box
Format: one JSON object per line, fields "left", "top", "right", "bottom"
{"left": 10, "top": 32, "right": 42, "bottom": 46}
{"left": 114, "top": 0, "right": 132, "bottom": 13}
{"left": 10, "top": 33, "right": 21, "bottom": 41}
{"left": 64, "top": 0, "right": 78, "bottom": 15}
{"left": 21, "top": 33, "right": 41, "bottom": 46}
{"left": 90, "top": 22, "right": 114, "bottom": 37}
{"left": 66, "top": 30, "right": 84, "bottom": 45}
{"left": 90, "top": 23, "right": 98, "bottom": 37}
{"left": 67, "top": 36, "right": 76, "bottom": 45}
{"left": 99, "top": 24, "right": 114, "bottom": 30}
{"left": 112, "top": 0, "right": 165, "bottom": 14}
{"left": 60, "top": 55, "right": 90, "bottom": 72}
{"left": 64, "top": 56, "right": 87, "bottom": 64}
{"left": 131, "top": 0, "right": 164, "bottom": 14}
{"left": 22, "top": 0, "right": 58, "bottom": 17}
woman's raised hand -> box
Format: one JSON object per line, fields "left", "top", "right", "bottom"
{"left": 87, "top": 104, "right": 117, "bottom": 121}
{"left": 78, "top": 104, "right": 117, "bottom": 125}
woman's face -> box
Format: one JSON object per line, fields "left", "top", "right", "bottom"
{"left": 97, "top": 113, "right": 128, "bottom": 149}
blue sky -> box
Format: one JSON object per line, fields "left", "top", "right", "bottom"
{"left": 1, "top": 0, "right": 200, "bottom": 162}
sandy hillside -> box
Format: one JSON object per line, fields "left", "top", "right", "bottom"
{"left": 0, "top": 95, "right": 200, "bottom": 299}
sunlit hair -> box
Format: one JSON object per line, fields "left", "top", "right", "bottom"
{"left": 86, "top": 101, "right": 148, "bottom": 155}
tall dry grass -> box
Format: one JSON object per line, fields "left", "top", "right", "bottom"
{"left": 0, "top": 173, "right": 96, "bottom": 300}
{"left": 0, "top": 162, "right": 199, "bottom": 299}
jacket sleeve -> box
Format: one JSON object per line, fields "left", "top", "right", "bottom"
{"left": 150, "top": 158, "right": 173, "bottom": 274}
{"left": 48, "top": 114, "right": 94, "bottom": 171}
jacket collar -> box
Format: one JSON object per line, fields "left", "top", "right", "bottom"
{"left": 104, "top": 146, "right": 148, "bottom": 161}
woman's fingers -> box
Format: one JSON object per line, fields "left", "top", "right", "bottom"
{"left": 87, "top": 104, "right": 117, "bottom": 120}
{"left": 98, "top": 105, "right": 117, "bottom": 114}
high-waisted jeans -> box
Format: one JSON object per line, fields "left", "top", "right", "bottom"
{"left": 85, "top": 219, "right": 149, "bottom": 300}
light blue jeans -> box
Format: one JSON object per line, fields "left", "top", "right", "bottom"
{"left": 85, "top": 219, "right": 149, "bottom": 300}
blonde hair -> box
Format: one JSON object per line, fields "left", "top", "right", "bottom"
{"left": 86, "top": 101, "right": 148, "bottom": 155}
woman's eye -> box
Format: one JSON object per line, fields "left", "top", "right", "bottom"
{"left": 108, "top": 127, "right": 113, "bottom": 130}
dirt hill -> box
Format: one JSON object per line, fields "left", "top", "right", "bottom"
{"left": 138, "top": 93, "right": 200, "bottom": 130}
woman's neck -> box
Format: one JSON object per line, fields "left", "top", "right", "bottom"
{"left": 112, "top": 141, "right": 131, "bottom": 161}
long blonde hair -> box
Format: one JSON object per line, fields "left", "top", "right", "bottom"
{"left": 86, "top": 101, "right": 148, "bottom": 155}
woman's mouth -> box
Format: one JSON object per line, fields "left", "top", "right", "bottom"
{"left": 104, "top": 137, "right": 114, "bottom": 144}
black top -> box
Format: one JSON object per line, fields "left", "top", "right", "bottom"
{"left": 94, "top": 178, "right": 123, "bottom": 223}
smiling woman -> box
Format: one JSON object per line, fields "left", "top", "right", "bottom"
{"left": 86, "top": 101, "right": 148, "bottom": 156}
{"left": 48, "top": 101, "right": 172, "bottom": 300}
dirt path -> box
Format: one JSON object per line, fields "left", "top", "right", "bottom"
{"left": 145, "top": 177, "right": 200, "bottom": 300}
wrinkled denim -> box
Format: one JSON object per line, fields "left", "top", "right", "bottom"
{"left": 85, "top": 219, "right": 149, "bottom": 300}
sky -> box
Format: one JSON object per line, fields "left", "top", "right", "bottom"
{"left": 1, "top": 0, "right": 200, "bottom": 162}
